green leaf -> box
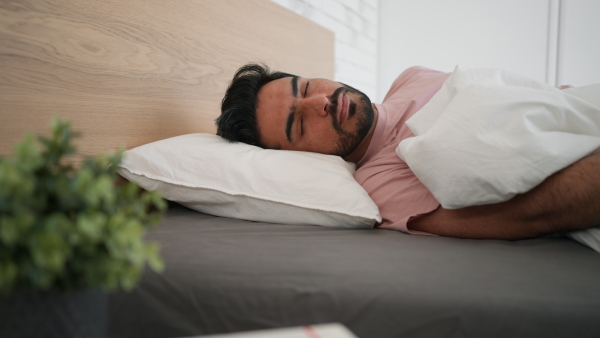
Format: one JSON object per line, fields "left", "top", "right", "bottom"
{"left": 1, "top": 116, "right": 165, "bottom": 293}
{"left": 28, "top": 228, "right": 69, "bottom": 273}
{"left": 76, "top": 212, "right": 107, "bottom": 242}
{"left": 0, "top": 216, "right": 18, "bottom": 245}
{"left": 0, "top": 260, "right": 18, "bottom": 292}
{"left": 96, "top": 174, "right": 116, "bottom": 206}
{"left": 145, "top": 243, "right": 165, "bottom": 273}
{"left": 14, "top": 134, "right": 43, "bottom": 172}
{"left": 118, "top": 265, "right": 143, "bottom": 291}
{"left": 0, "top": 213, "right": 34, "bottom": 246}
{"left": 0, "top": 159, "right": 35, "bottom": 203}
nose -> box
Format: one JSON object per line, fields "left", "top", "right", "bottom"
{"left": 298, "top": 94, "right": 329, "bottom": 117}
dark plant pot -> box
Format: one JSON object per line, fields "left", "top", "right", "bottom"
{"left": 0, "top": 288, "right": 107, "bottom": 338}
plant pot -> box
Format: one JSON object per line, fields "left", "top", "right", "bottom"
{"left": 0, "top": 288, "right": 107, "bottom": 338}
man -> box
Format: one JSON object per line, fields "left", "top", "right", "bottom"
{"left": 216, "top": 63, "right": 600, "bottom": 240}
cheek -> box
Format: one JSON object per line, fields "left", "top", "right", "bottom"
{"left": 312, "top": 81, "right": 336, "bottom": 95}
{"left": 311, "top": 120, "right": 335, "bottom": 138}
{"left": 305, "top": 123, "right": 338, "bottom": 150}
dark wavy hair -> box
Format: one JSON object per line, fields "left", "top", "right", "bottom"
{"left": 216, "top": 63, "right": 295, "bottom": 146}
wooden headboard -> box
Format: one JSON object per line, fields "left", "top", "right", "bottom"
{"left": 0, "top": 0, "right": 333, "bottom": 157}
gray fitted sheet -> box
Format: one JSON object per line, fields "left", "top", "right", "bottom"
{"left": 110, "top": 204, "right": 600, "bottom": 338}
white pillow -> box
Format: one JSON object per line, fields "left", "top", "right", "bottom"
{"left": 396, "top": 67, "right": 600, "bottom": 253}
{"left": 397, "top": 66, "right": 600, "bottom": 209}
{"left": 118, "top": 133, "right": 381, "bottom": 228}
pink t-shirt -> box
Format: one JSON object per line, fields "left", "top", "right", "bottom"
{"left": 354, "top": 66, "right": 451, "bottom": 233}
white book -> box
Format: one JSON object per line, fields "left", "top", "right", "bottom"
{"left": 185, "top": 323, "right": 358, "bottom": 338}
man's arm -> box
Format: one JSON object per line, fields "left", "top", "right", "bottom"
{"left": 408, "top": 153, "right": 600, "bottom": 240}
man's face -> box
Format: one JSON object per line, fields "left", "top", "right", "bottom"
{"left": 255, "top": 76, "right": 375, "bottom": 158}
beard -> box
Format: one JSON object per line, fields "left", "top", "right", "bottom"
{"left": 328, "top": 83, "right": 375, "bottom": 158}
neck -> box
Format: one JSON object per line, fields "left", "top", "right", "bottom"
{"left": 343, "top": 103, "right": 379, "bottom": 163}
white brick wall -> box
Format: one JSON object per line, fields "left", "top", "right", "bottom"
{"left": 271, "top": 0, "right": 379, "bottom": 101}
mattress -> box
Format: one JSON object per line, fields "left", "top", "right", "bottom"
{"left": 110, "top": 203, "right": 600, "bottom": 338}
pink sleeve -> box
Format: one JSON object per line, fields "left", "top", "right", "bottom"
{"left": 355, "top": 66, "right": 450, "bottom": 234}
{"left": 354, "top": 147, "right": 440, "bottom": 234}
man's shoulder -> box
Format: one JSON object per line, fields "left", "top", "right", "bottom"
{"left": 394, "top": 66, "right": 446, "bottom": 86}
{"left": 403, "top": 65, "right": 441, "bottom": 74}
{"left": 382, "top": 66, "right": 450, "bottom": 103}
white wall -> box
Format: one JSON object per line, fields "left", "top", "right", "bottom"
{"left": 378, "top": 0, "right": 550, "bottom": 100}
{"left": 557, "top": 0, "right": 600, "bottom": 87}
{"left": 271, "top": 0, "right": 599, "bottom": 102}
{"left": 270, "top": 0, "right": 379, "bottom": 101}
{"left": 378, "top": 0, "right": 600, "bottom": 100}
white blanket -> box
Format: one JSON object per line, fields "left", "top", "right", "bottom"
{"left": 396, "top": 66, "right": 600, "bottom": 252}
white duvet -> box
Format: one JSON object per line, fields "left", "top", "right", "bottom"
{"left": 396, "top": 66, "right": 600, "bottom": 252}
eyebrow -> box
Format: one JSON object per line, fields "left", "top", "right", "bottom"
{"left": 291, "top": 75, "right": 299, "bottom": 97}
{"left": 285, "top": 76, "right": 299, "bottom": 142}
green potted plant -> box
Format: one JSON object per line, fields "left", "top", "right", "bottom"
{"left": 0, "top": 117, "right": 166, "bottom": 338}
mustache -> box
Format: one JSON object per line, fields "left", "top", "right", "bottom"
{"left": 328, "top": 87, "right": 347, "bottom": 117}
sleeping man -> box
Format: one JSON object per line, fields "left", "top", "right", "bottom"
{"left": 215, "top": 63, "right": 600, "bottom": 240}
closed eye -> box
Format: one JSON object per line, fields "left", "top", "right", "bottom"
{"left": 304, "top": 81, "right": 309, "bottom": 97}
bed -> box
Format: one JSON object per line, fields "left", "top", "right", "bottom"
{"left": 1, "top": 1, "right": 600, "bottom": 338}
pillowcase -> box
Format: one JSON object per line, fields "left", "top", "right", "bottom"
{"left": 396, "top": 67, "right": 600, "bottom": 253}
{"left": 118, "top": 133, "right": 381, "bottom": 228}
{"left": 397, "top": 66, "right": 600, "bottom": 209}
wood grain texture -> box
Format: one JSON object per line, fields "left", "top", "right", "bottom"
{"left": 0, "top": 0, "right": 334, "bottom": 157}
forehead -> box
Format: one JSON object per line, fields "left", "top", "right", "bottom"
{"left": 255, "top": 77, "right": 295, "bottom": 148}
{"left": 259, "top": 76, "right": 294, "bottom": 101}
